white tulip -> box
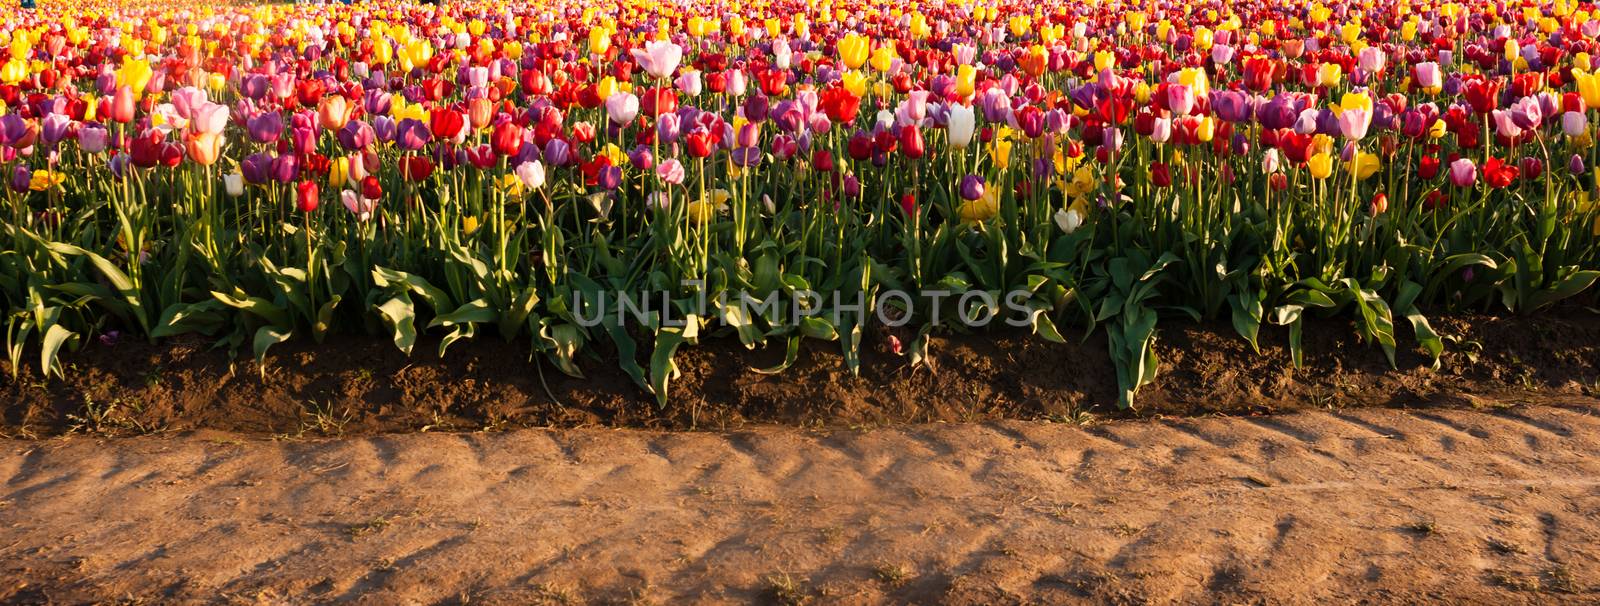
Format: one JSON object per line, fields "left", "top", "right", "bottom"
{"left": 516, "top": 160, "right": 546, "bottom": 190}
{"left": 946, "top": 104, "right": 976, "bottom": 148}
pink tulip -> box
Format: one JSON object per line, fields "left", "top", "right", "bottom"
{"left": 631, "top": 40, "right": 683, "bottom": 80}
{"left": 606, "top": 92, "right": 639, "bottom": 126}
{"left": 1338, "top": 107, "right": 1372, "bottom": 140}
{"left": 1414, "top": 62, "right": 1442, "bottom": 91}
{"left": 1448, "top": 158, "right": 1477, "bottom": 188}
{"left": 192, "top": 103, "right": 230, "bottom": 135}
{"left": 656, "top": 158, "right": 685, "bottom": 185}
{"left": 675, "top": 70, "right": 702, "bottom": 96}
{"left": 1168, "top": 84, "right": 1195, "bottom": 116}
{"left": 170, "top": 86, "right": 207, "bottom": 120}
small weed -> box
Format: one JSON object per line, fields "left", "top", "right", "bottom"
{"left": 765, "top": 572, "right": 809, "bottom": 605}
{"left": 873, "top": 562, "right": 910, "bottom": 587}
{"left": 1403, "top": 519, "right": 1437, "bottom": 536}
{"left": 1110, "top": 523, "right": 1143, "bottom": 537}
{"left": 347, "top": 515, "right": 393, "bottom": 539}
{"left": 67, "top": 396, "right": 154, "bottom": 435}
{"left": 1488, "top": 569, "right": 1541, "bottom": 592}
{"left": 528, "top": 582, "right": 578, "bottom": 605}
{"left": 1486, "top": 537, "right": 1524, "bottom": 555}
{"left": 301, "top": 400, "right": 353, "bottom": 436}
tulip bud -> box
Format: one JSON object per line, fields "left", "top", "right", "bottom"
{"left": 959, "top": 174, "right": 985, "bottom": 201}
{"left": 296, "top": 180, "right": 320, "bottom": 212}
{"left": 224, "top": 172, "right": 245, "bottom": 197}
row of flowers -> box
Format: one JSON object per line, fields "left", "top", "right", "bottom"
{"left": 0, "top": 0, "right": 1596, "bottom": 407}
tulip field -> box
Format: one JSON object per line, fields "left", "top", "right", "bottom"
{"left": 1, "top": 0, "right": 1599, "bottom": 409}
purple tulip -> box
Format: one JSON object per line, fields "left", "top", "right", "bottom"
{"left": 599, "top": 165, "right": 623, "bottom": 190}
{"left": 77, "top": 123, "right": 109, "bottom": 153}
{"left": 628, "top": 144, "right": 654, "bottom": 170}
{"left": 960, "top": 174, "right": 985, "bottom": 201}
{"left": 373, "top": 116, "right": 397, "bottom": 143}
{"left": 108, "top": 152, "right": 129, "bottom": 180}
{"left": 743, "top": 94, "right": 769, "bottom": 123}
{"left": 396, "top": 118, "right": 431, "bottom": 151}
{"left": 270, "top": 154, "right": 301, "bottom": 183}
{"left": 242, "top": 152, "right": 272, "bottom": 184}
{"left": 1570, "top": 154, "right": 1586, "bottom": 175}
{"left": 242, "top": 74, "right": 270, "bottom": 100}
{"left": 731, "top": 146, "right": 762, "bottom": 168}
{"left": 0, "top": 114, "right": 26, "bottom": 146}
{"left": 9, "top": 165, "right": 29, "bottom": 193}
{"left": 247, "top": 112, "right": 283, "bottom": 144}
{"left": 40, "top": 114, "right": 71, "bottom": 146}
{"left": 338, "top": 120, "right": 376, "bottom": 150}
{"left": 656, "top": 113, "right": 681, "bottom": 144}
{"left": 363, "top": 89, "right": 392, "bottom": 115}
{"left": 543, "top": 138, "right": 571, "bottom": 166}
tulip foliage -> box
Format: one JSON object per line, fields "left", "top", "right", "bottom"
{"left": 2, "top": 0, "right": 1599, "bottom": 408}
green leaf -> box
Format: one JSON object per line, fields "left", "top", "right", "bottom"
{"left": 40, "top": 323, "right": 76, "bottom": 379}
{"left": 252, "top": 325, "right": 293, "bottom": 368}
{"left": 648, "top": 327, "right": 689, "bottom": 408}
{"left": 429, "top": 298, "right": 499, "bottom": 329}
{"left": 753, "top": 335, "right": 803, "bottom": 375}
{"left": 1229, "top": 293, "right": 1263, "bottom": 353}
{"left": 373, "top": 296, "right": 418, "bottom": 355}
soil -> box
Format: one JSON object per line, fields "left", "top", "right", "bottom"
{"left": 3, "top": 313, "right": 1600, "bottom": 603}
{"left": 3, "top": 404, "right": 1600, "bottom": 604}
{"left": 2, "top": 311, "right": 1598, "bottom": 436}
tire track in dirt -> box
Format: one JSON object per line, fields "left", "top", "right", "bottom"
{"left": 1, "top": 405, "right": 1599, "bottom": 604}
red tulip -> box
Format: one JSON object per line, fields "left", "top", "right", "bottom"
{"left": 110, "top": 86, "right": 136, "bottom": 124}
{"left": 360, "top": 175, "right": 383, "bottom": 200}
{"left": 820, "top": 87, "right": 861, "bottom": 123}
{"left": 1483, "top": 157, "right": 1518, "bottom": 188}
{"left": 296, "top": 180, "right": 319, "bottom": 212}
{"left": 1150, "top": 162, "right": 1172, "bottom": 187}
{"left": 492, "top": 121, "right": 523, "bottom": 157}
{"left": 400, "top": 156, "right": 434, "bottom": 181}
{"left": 430, "top": 109, "right": 465, "bottom": 140}
{"left": 898, "top": 125, "right": 925, "bottom": 159}
{"left": 1463, "top": 77, "right": 1501, "bottom": 115}
{"left": 685, "top": 129, "right": 714, "bottom": 158}
{"left": 639, "top": 87, "right": 678, "bottom": 118}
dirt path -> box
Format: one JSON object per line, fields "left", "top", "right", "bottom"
{"left": 2, "top": 405, "right": 1599, "bottom": 604}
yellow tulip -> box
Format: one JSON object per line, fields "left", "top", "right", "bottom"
{"left": 840, "top": 70, "right": 868, "bottom": 97}
{"left": 329, "top": 156, "right": 350, "bottom": 187}
{"left": 116, "top": 57, "right": 154, "bottom": 97}
{"left": 1347, "top": 152, "right": 1381, "bottom": 180}
{"left": 957, "top": 190, "right": 999, "bottom": 223}
{"left": 1308, "top": 153, "right": 1334, "bottom": 179}
{"left": 1318, "top": 63, "right": 1343, "bottom": 87}
{"left": 0, "top": 59, "right": 26, "bottom": 86}
{"left": 955, "top": 64, "right": 976, "bottom": 98}
{"left": 837, "top": 33, "right": 868, "bottom": 70}
{"left": 1575, "top": 69, "right": 1600, "bottom": 109}
{"left": 28, "top": 170, "right": 66, "bottom": 192}
{"left": 990, "top": 127, "right": 1015, "bottom": 170}
{"left": 1094, "top": 51, "right": 1115, "bottom": 72}
{"left": 1195, "top": 117, "right": 1216, "bottom": 143}
{"left": 869, "top": 46, "right": 897, "bottom": 73}
{"left": 496, "top": 173, "right": 524, "bottom": 198}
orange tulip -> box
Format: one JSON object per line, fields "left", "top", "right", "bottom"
{"left": 317, "top": 95, "right": 351, "bottom": 131}
{"left": 185, "top": 132, "right": 223, "bottom": 166}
